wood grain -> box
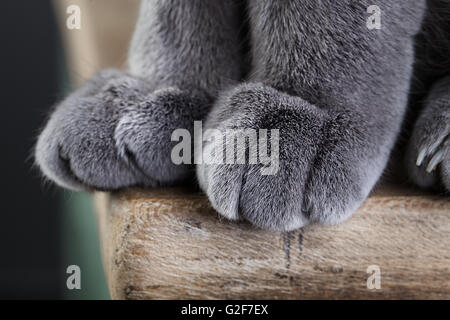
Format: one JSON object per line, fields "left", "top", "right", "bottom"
{"left": 94, "top": 185, "right": 450, "bottom": 300}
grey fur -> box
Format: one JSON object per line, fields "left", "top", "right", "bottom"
{"left": 407, "top": 76, "right": 450, "bottom": 190}
{"left": 35, "top": 0, "right": 242, "bottom": 191}
{"left": 198, "top": 0, "right": 430, "bottom": 230}
{"left": 36, "top": 0, "right": 449, "bottom": 230}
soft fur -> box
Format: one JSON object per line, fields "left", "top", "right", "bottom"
{"left": 36, "top": 0, "right": 449, "bottom": 230}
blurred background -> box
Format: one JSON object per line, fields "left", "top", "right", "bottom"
{"left": 0, "top": 0, "right": 139, "bottom": 299}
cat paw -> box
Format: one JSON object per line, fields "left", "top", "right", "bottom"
{"left": 407, "top": 111, "right": 450, "bottom": 192}
{"left": 114, "top": 87, "right": 211, "bottom": 184}
{"left": 35, "top": 69, "right": 211, "bottom": 191}
{"left": 197, "top": 83, "right": 385, "bottom": 231}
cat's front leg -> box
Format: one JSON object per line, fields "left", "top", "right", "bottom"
{"left": 35, "top": 0, "right": 243, "bottom": 190}
{"left": 198, "top": 0, "right": 427, "bottom": 230}
{"left": 407, "top": 76, "right": 450, "bottom": 192}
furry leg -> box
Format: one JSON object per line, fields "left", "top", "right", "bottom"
{"left": 198, "top": 0, "right": 427, "bottom": 230}
{"left": 35, "top": 0, "right": 243, "bottom": 190}
{"left": 407, "top": 76, "right": 450, "bottom": 192}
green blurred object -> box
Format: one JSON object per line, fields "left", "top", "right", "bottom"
{"left": 62, "top": 192, "right": 110, "bottom": 300}
{"left": 55, "top": 38, "right": 109, "bottom": 299}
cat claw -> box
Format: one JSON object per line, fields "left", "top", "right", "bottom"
{"left": 416, "top": 147, "right": 427, "bottom": 166}
{"left": 426, "top": 149, "right": 445, "bottom": 173}
{"left": 416, "top": 137, "right": 449, "bottom": 173}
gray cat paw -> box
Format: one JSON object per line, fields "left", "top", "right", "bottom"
{"left": 35, "top": 69, "right": 211, "bottom": 191}
{"left": 197, "top": 83, "right": 380, "bottom": 231}
{"left": 114, "top": 87, "right": 211, "bottom": 184}
{"left": 407, "top": 112, "right": 450, "bottom": 192}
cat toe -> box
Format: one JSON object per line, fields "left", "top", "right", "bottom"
{"left": 408, "top": 115, "right": 450, "bottom": 191}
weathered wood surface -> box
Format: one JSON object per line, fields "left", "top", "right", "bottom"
{"left": 94, "top": 185, "right": 450, "bottom": 300}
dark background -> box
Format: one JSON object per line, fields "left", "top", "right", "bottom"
{"left": 0, "top": 0, "right": 63, "bottom": 299}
